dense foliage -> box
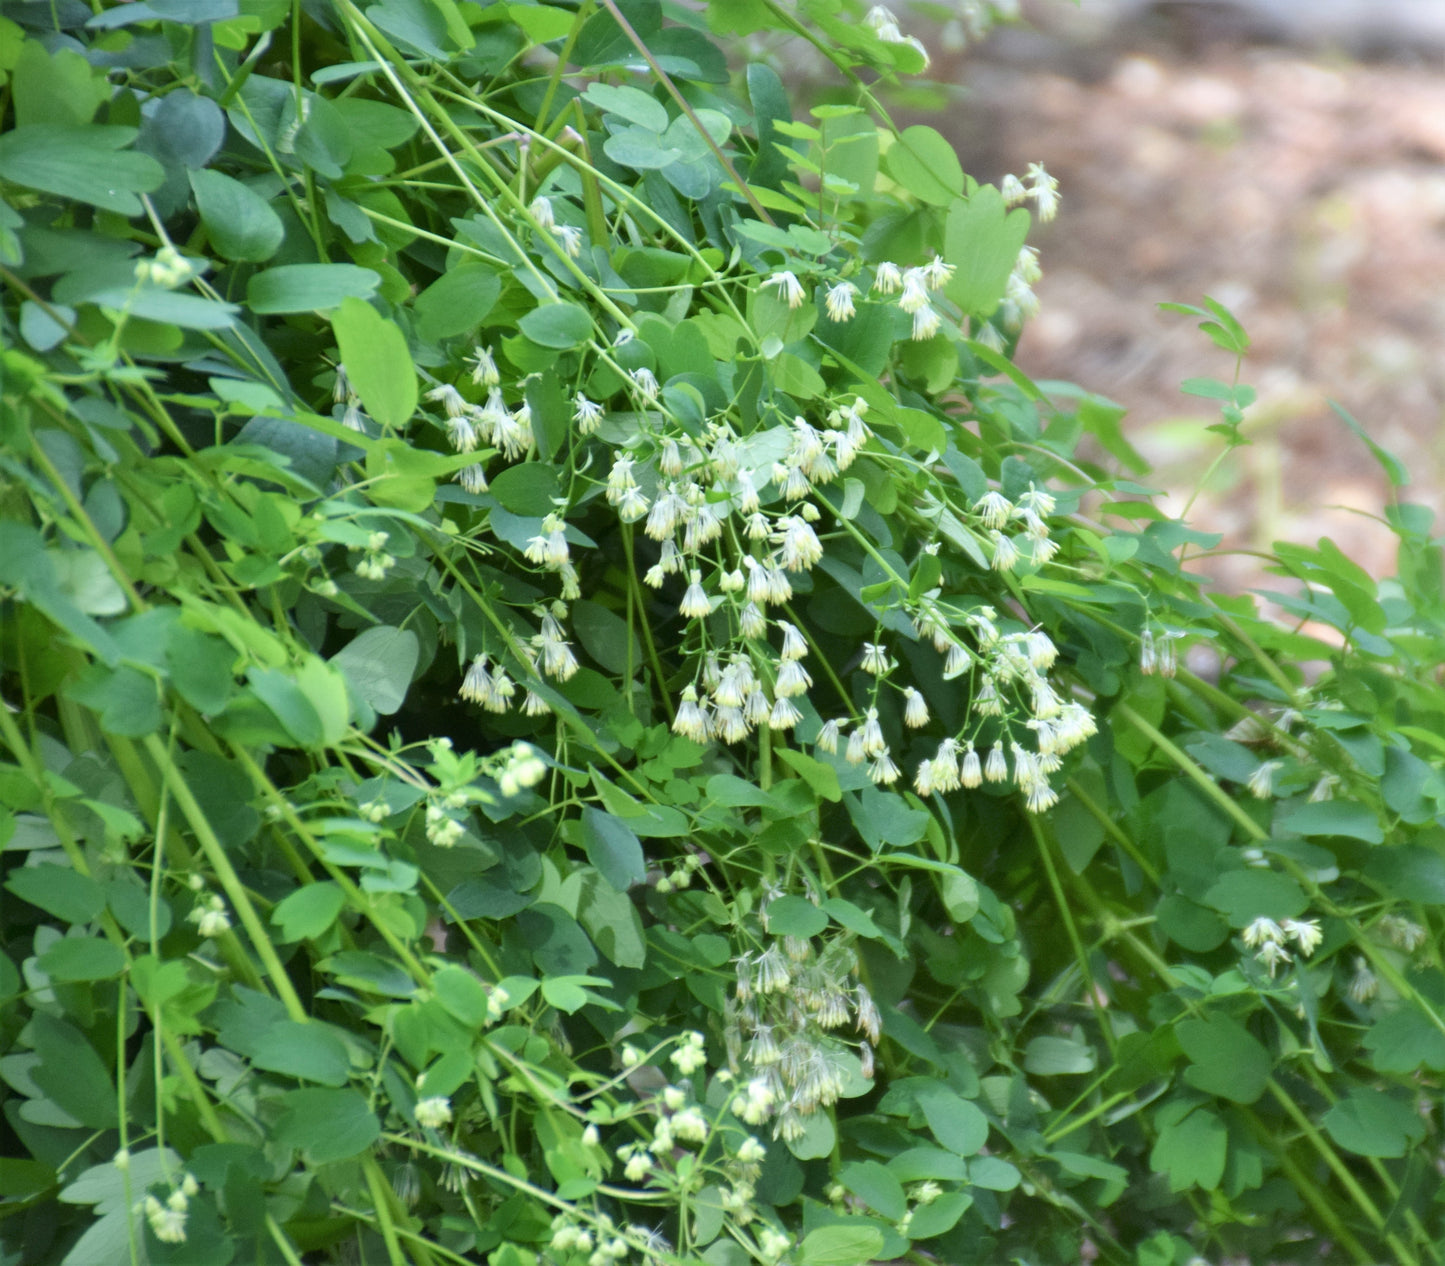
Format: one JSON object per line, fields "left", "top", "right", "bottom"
{"left": 4, "top": 1, "right": 1445, "bottom": 1264}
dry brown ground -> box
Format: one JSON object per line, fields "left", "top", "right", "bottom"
{"left": 938, "top": 19, "right": 1445, "bottom": 586}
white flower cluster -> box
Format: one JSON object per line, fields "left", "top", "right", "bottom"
{"left": 870, "top": 254, "right": 955, "bottom": 341}
{"left": 418, "top": 741, "right": 545, "bottom": 847}
{"left": 764, "top": 256, "right": 955, "bottom": 342}
{"left": 141, "top": 1173, "right": 198, "bottom": 1245}
{"left": 591, "top": 402, "right": 868, "bottom": 747}
{"left": 726, "top": 914, "right": 878, "bottom": 1146}
{"left": 414, "top": 1094, "right": 453, "bottom": 1130}
{"left": 612, "top": 1042, "right": 773, "bottom": 1243}
{"left": 187, "top": 892, "right": 231, "bottom": 939}
{"left": 1139, "top": 626, "right": 1183, "bottom": 678}
{"left": 425, "top": 375, "right": 536, "bottom": 497}
{"left": 354, "top": 529, "right": 394, "bottom": 582}
{"left": 548, "top": 1210, "right": 668, "bottom": 1266}
{"left": 529, "top": 195, "right": 585, "bottom": 259}
{"left": 1000, "top": 160, "right": 1061, "bottom": 223}
{"left": 457, "top": 604, "right": 582, "bottom": 718}
{"left": 1242, "top": 915, "right": 1322, "bottom": 978}
{"left": 134, "top": 244, "right": 196, "bottom": 290}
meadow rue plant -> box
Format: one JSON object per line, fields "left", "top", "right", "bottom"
{"left": 6, "top": 1, "right": 1445, "bottom": 1265}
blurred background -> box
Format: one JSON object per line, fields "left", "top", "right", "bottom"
{"left": 924, "top": 0, "right": 1445, "bottom": 587}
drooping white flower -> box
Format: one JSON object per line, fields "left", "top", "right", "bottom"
{"left": 1025, "top": 161, "right": 1060, "bottom": 222}
{"left": 761, "top": 270, "right": 806, "bottom": 309}
{"left": 553, "top": 223, "right": 583, "bottom": 257}
{"left": 824, "top": 281, "right": 858, "bottom": 322}
{"left": 1242, "top": 917, "right": 1284, "bottom": 949}
{"left": 989, "top": 530, "right": 1020, "bottom": 572}
{"left": 910, "top": 303, "right": 942, "bottom": 341}
{"left": 573, "top": 392, "right": 604, "bottom": 434}
{"left": 959, "top": 744, "right": 982, "bottom": 788}
{"left": 629, "top": 367, "right": 660, "bottom": 403}
{"left": 672, "top": 686, "right": 711, "bottom": 743}
{"left": 902, "top": 687, "right": 929, "bottom": 728}
{"left": 898, "top": 268, "right": 930, "bottom": 314}
{"left": 679, "top": 570, "right": 712, "bottom": 619}
{"left": 872, "top": 261, "right": 903, "bottom": 294}
{"left": 860, "top": 642, "right": 891, "bottom": 675}
{"left": 984, "top": 743, "right": 1008, "bottom": 782}
{"left": 1282, "top": 918, "right": 1323, "bottom": 956}
{"left": 1246, "top": 759, "right": 1281, "bottom": 799}
{"left": 922, "top": 254, "right": 955, "bottom": 289}
{"left": 975, "top": 490, "right": 1013, "bottom": 530}
{"left": 426, "top": 383, "right": 468, "bottom": 418}
{"left": 415, "top": 1096, "right": 453, "bottom": 1129}
{"left": 529, "top": 195, "right": 555, "bottom": 230}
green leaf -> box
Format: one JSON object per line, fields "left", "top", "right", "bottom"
{"left": 1321, "top": 1088, "right": 1426, "bottom": 1158}
{"left": 1280, "top": 799, "right": 1383, "bottom": 844}
{"left": 939, "top": 869, "right": 979, "bottom": 923}
{"left": 245, "top": 667, "right": 325, "bottom": 747}
{"left": 797, "top": 1223, "right": 885, "bottom": 1266}
{"left": 142, "top": 89, "right": 225, "bottom": 169}
{"left": 943, "top": 188, "right": 1031, "bottom": 319}
{"left": 1364, "top": 845, "right": 1445, "bottom": 904}
{"left": 6, "top": 865, "right": 105, "bottom": 924}
{"left": 786, "top": 1108, "right": 835, "bottom": 1160}
{"left": 571, "top": 601, "right": 640, "bottom": 676}
{"left": 250, "top": 1020, "right": 351, "bottom": 1085}
{"left": 12, "top": 42, "right": 108, "bottom": 129}
{"left": 1201, "top": 870, "right": 1308, "bottom": 926}
{"left": 913, "top": 1082, "right": 988, "bottom": 1156}
{"left": 508, "top": 2, "right": 573, "bottom": 42}
{"left": 1364, "top": 1005, "right": 1445, "bottom": 1074}
{"left": 271, "top": 882, "right": 346, "bottom": 942}
{"left": 432, "top": 964, "right": 492, "bottom": 1026}
{"left": 273, "top": 1088, "right": 380, "bottom": 1163}
{"left": 1150, "top": 1105, "right": 1226, "bottom": 1191}
{"left": 519, "top": 302, "right": 594, "bottom": 349}
{"left": 705, "top": 774, "right": 778, "bottom": 809}
{"left": 1024, "top": 1036, "right": 1097, "bottom": 1076}
{"left": 603, "top": 127, "right": 684, "bottom": 170}
{"left": 766, "top": 894, "right": 828, "bottom": 938}
{"left": 88, "top": 286, "right": 239, "bottom": 330}
{"left": 1331, "top": 399, "right": 1408, "bottom": 487}
{"left": 1178, "top": 1015, "right": 1272, "bottom": 1104}
{"left": 584, "top": 82, "right": 669, "bottom": 132}
{"left": 247, "top": 263, "right": 380, "bottom": 314}
{"left": 60, "top": 1147, "right": 180, "bottom": 1211}
{"left": 36, "top": 936, "right": 125, "bottom": 982}
{"left": 0, "top": 125, "right": 164, "bottom": 215}
{"left": 518, "top": 904, "right": 598, "bottom": 976}
{"left": 883, "top": 125, "right": 963, "bottom": 206}
{"left": 332, "top": 295, "right": 416, "bottom": 429}
{"left": 330, "top": 625, "right": 419, "bottom": 716}
{"left": 489, "top": 463, "right": 560, "bottom": 515}
{"left": 775, "top": 748, "right": 841, "bottom": 802}
{"left": 578, "top": 875, "right": 646, "bottom": 969}
{"left": 818, "top": 110, "right": 877, "bottom": 198}
{"left": 907, "top": 1191, "right": 972, "bottom": 1239}
{"left": 30, "top": 1014, "right": 117, "bottom": 1128}
{"left": 414, "top": 263, "right": 501, "bottom": 341}
{"left": 837, "top": 1160, "right": 905, "bottom": 1221}
{"left": 581, "top": 807, "right": 645, "bottom": 891}
{"left": 190, "top": 168, "right": 284, "bottom": 263}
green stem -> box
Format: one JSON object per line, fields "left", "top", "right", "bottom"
{"left": 142, "top": 733, "right": 309, "bottom": 1022}
{"left": 1026, "top": 813, "right": 1117, "bottom": 1057}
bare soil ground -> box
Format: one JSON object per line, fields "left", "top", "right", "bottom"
{"left": 940, "top": 16, "right": 1445, "bottom": 587}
